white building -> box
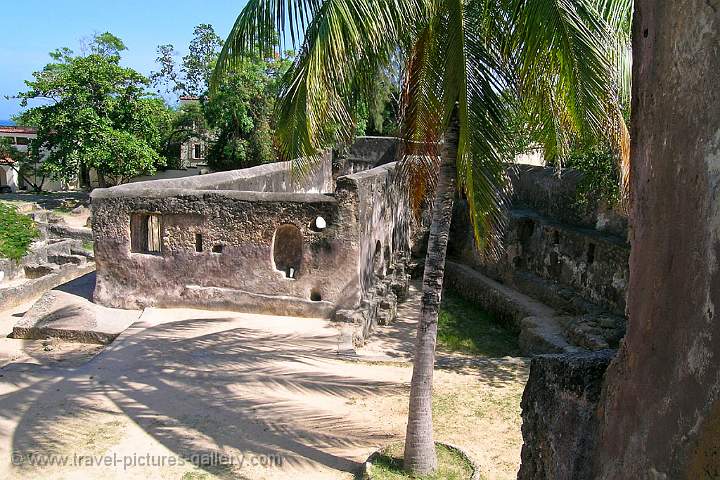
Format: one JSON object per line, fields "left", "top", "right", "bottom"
{"left": 0, "top": 126, "right": 69, "bottom": 192}
{"left": 178, "top": 96, "right": 210, "bottom": 168}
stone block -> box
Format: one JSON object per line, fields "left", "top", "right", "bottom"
{"left": 24, "top": 263, "right": 59, "bottom": 279}
{"left": 518, "top": 350, "right": 615, "bottom": 480}
{"left": 13, "top": 291, "right": 139, "bottom": 344}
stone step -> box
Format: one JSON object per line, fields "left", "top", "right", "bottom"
{"left": 71, "top": 247, "right": 95, "bottom": 261}
{"left": 23, "top": 263, "right": 59, "bottom": 279}
{"left": 47, "top": 254, "right": 87, "bottom": 266}
{"left": 12, "top": 291, "right": 138, "bottom": 345}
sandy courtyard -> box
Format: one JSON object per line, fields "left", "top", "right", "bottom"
{"left": 0, "top": 281, "right": 528, "bottom": 480}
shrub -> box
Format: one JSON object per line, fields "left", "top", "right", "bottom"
{"left": 564, "top": 146, "right": 622, "bottom": 211}
{"left": 0, "top": 203, "right": 39, "bottom": 260}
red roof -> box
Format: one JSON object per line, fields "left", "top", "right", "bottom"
{"left": 0, "top": 156, "right": 15, "bottom": 165}
{"left": 0, "top": 126, "right": 37, "bottom": 135}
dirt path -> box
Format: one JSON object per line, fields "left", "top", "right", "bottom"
{"left": 0, "top": 287, "right": 528, "bottom": 480}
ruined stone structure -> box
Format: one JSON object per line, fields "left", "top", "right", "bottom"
{"left": 91, "top": 141, "right": 413, "bottom": 334}
{"left": 447, "top": 165, "right": 629, "bottom": 355}
{"left": 518, "top": 2, "right": 720, "bottom": 478}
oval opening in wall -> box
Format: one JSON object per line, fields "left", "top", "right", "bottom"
{"left": 310, "top": 216, "right": 327, "bottom": 232}
{"left": 273, "top": 224, "right": 303, "bottom": 279}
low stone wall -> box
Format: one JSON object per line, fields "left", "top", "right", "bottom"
{"left": 452, "top": 206, "right": 629, "bottom": 317}
{"left": 111, "top": 152, "right": 334, "bottom": 195}
{"left": 509, "top": 165, "right": 628, "bottom": 236}
{"left": 91, "top": 150, "right": 413, "bottom": 320}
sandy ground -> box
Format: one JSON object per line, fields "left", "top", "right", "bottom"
{"left": 0, "top": 281, "right": 528, "bottom": 480}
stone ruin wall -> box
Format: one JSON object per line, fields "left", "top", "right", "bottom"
{"left": 91, "top": 143, "right": 413, "bottom": 327}
{"left": 447, "top": 164, "right": 630, "bottom": 353}
{"left": 443, "top": 164, "right": 632, "bottom": 480}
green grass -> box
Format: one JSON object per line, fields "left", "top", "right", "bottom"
{"left": 438, "top": 288, "right": 520, "bottom": 357}
{"left": 367, "top": 443, "right": 474, "bottom": 480}
{"left": 82, "top": 240, "right": 94, "bottom": 252}
{"left": 0, "top": 202, "right": 39, "bottom": 260}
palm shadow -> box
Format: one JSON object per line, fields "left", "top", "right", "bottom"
{"left": 0, "top": 315, "right": 404, "bottom": 478}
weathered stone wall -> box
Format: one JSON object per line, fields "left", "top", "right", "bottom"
{"left": 510, "top": 165, "right": 628, "bottom": 237}
{"left": 335, "top": 137, "right": 400, "bottom": 176}
{"left": 518, "top": 3, "right": 720, "bottom": 479}
{"left": 518, "top": 351, "right": 613, "bottom": 480}
{"left": 91, "top": 148, "right": 412, "bottom": 319}
{"left": 450, "top": 166, "right": 630, "bottom": 319}
{"left": 111, "top": 152, "right": 335, "bottom": 195}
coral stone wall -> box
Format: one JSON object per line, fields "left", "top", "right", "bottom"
{"left": 91, "top": 147, "right": 412, "bottom": 318}
{"left": 450, "top": 166, "right": 630, "bottom": 318}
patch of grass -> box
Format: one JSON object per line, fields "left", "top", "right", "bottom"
{"left": 181, "top": 472, "right": 211, "bottom": 480}
{"left": 438, "top": 288, "right": 520, "bottom": 357}
{"left": 83, "top": 419, "right": 125, "bottom": 454}
{"left": 0, "top": 202, "right": 39, "bottom": 260}
{"left": 82, "top": 240, "right": 94, "bottom": 252}
{"left": 367, "top": 443, "right": 474, "bottom": 480}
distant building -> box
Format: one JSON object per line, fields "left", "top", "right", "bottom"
{"left": 178, "top": 96, "right": 211, "bottom": 169}
{"left": 0, "top": 126, "right": 69, "bottom": 192}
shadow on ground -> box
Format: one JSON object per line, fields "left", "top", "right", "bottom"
{"left": 0, "top": 310, "right": 405, "bottom": 478}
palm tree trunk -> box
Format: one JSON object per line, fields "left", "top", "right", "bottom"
{"left": 403, "top": 115, "right": 459, "bottom": 475}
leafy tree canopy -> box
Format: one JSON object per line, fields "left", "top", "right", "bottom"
{"left": 151, "top": 24, "right": 225, "bottom": 98}
{"left": 14, "top": 32, "right": 172, "bottom": 187}
{"left": 152, "top": 24, "right": 294, "bottom": 171}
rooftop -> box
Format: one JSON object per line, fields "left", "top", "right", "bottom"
{"left": 0, "top": 126, "right": 37, "bottom": 135}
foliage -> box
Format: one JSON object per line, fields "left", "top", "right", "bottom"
{"left": 0, "top": 203, "right": 39, "bottom": 260}
{"left": 204, "top": 55, "right": 290, "bottom": 171}
{"left": 564, "top": 144, "right": 622, "bottom": 210}
{"left": 438, "top": 288, "right": 520, "bottom": 357}
{"left": 368, "top": 443, "right": 473, "bottom": 480}
{"left": 15, "top": 32, "right": 172, "bottom": 187}
{"left": 213, "top": 0, "right": 629, "bottom": 254}
{"left": 152, "top": 24, "right": 225, "bottom": 97}
{"left": 153, "top": 25, "right": 293, "bottom": 171}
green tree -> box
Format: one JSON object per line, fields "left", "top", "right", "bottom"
{"left": 151, "top": 24, "right": 224, "bottom": 97}
{"left": 203, "top": 59, "right": 275, "bottom": 171}
{"left": 15, "top": 32, "right": 171, "bottom": 188}
{"left": 215, "top": 0, "right": 631, "bottom": 475}
{"left": 152, "top": 25, "right": 292, "bottom": 171}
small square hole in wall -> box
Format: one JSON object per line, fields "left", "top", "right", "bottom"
{"left": 195, "top": 234, "right": 203, "bottom": 253}
{"left": 212, "top": 244, "right": 224, "bottom": 254}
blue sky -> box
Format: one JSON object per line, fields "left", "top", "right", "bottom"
{"left": 0, "top": 0, "right": 251, "bottom": 120}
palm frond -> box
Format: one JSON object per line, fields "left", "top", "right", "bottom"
{"left": 509, "top": 0, "right": 619, "bottom": 157}
{"left": 216, "top": 0, "right": 433, "bottom": 180}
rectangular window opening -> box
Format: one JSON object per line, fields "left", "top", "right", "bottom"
{"left": 212, "top": 244, "right": 223, "bottom": 254}
{"left": 587, "top": 243, "right": 596, "bottom": 265}
{"left": 195, "top": 233, "right": 203, "bottom": 252}
{"left": 131, "top": 213, "right": 162, "bottom": 254}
